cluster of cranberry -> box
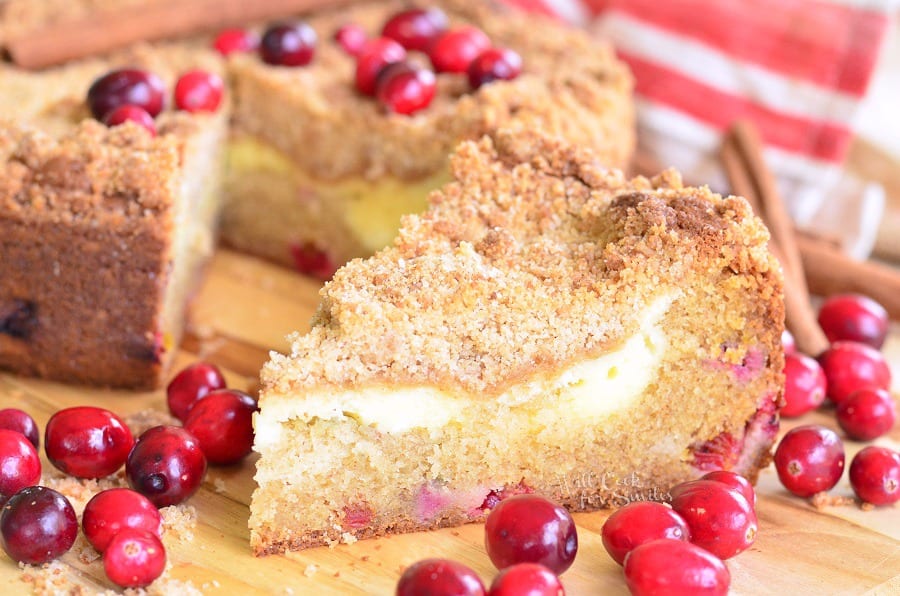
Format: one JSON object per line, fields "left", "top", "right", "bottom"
{"left": 602, "top": 470, "right": 758, "bottom": 595}
{"left": 86, "top": 66, "right": 224, "bottom": 136}
{"left": 777, "top": 293, "right": 899, "bottom": 506}
{"left": 397, "top": 494, "right": 575, "bottom": 595}
{"left": 212, "top": 7, "right": 523, "bottom": 116}
{"left": 0, "top": 361, "right": 254, "bottom": 589}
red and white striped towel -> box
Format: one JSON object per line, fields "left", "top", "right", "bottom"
{"left": 503, "top": 0, "right": 897, "bottom": 257}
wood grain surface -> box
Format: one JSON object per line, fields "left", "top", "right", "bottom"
{"left": 1, "top": 249, "right": 899, "bottom": 595}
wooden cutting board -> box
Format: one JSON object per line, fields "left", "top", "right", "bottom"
{"left": 1, "top": 249, "right": 899, "bottom": 595}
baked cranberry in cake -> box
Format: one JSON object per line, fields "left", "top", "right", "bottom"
{"left": 87, "top": 68, "right": 166, "bottom": 119}
{"left": 381, "top": 7, "right": 448, "bottom": 52}
{"left": 334, "top": 23, "right": 368, "bottom": 56}
{"left": 0, "top": 299, "right": 36, "bottom": 340}
{"left": 260, "top": 22, "right": 317, "bottom": 67}
{"left": 468, "top": 47, "right": 522, "bottom": 89}
{"left": 429, "top": 26, "right": 491, "bottom": 73}
{"left": 289, "top": 242, "right": 339, "bottom": 280}
{"left": 102, "top": 105, "right": 157, "bottom": 135}
{"left": 355, "top": 37, "right": 407, "bottom": 95}
{"left": 174, "top": 70, "right": 224, "bottom": 113}
{"left": 214, "top": 28, "right": 260, "bottom": 56}
{"left": 375, "top": 61, "right": 437, "bottom": 115}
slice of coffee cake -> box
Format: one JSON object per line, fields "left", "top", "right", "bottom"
{"left": 251, "top": 130, "right": 784, "bottom": 554}
{"left": 0, "top": 45, "right": 227, "bottom": 388}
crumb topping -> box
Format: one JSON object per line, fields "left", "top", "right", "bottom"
{"left": 261, "top": 131, "right": 775, "bottom": 398}
{"left": 230, "top": 0, "right": 634, "bottom": 179}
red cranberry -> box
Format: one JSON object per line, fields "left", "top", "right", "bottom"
{"left": 782, "top": 329, "right": 796, "bottom": 354}
{"left": 334, "top": 23, "right": 368, "bottom": 56}
{"left": 102, "top": 104, "right": 157, "bottom": 136}
{"left": 700, "top": 470, "right": 757, "bottom": 508}
{"left": 782, "top": 352, "right": 827, "bottom": 417}
{"left": 103, "top": 529, "right": 166, "bottom": 589}
{"left": 87, "top": 68, "right": 165, "bottom": 119}
{"left": 818, "top": 341, "right": 891, "bottom": 404}
{"left": 289, "top": 241, "right": 339, "bottom": 280}
{"left": 396, "top": 558, "right": 485, "bottom": 596}
{"left": 623, "top": 539, "right": 730, "bottom": 596}
{"left": 126, "top": 425, "right": 207, "bottom": 507}
{"left": 0, "top": 486, "right": 77, "bottom": 564}
{"left": 45, "top": 406, "right": 133, "bottom": 479}
{"left": 166, "top": 361, "right": 227, "bottom": 421}
{"left": 183, "top": 389, "right": 257, "bottom": 465}
{"left": 484, "top": 494, "right": 577, "bottom": 575}
{"left": 174, "top": 70, "right": 224, "bottom": 113}
{"left": 601, "top": 501, "right": 690, "bottom": 566}
{"left": 260, "top": 22, "right": 317, "bottom": 66}
{"left": 82, "top": 488, "right": 162, "bottom": 553}
{"left": 213, "top": 28, "right": 259, "bottom": 56}
{"left": 381, "top": 7, "right": 448, "bottom": 52}
{"left": 488, "top": 563, "right": 563, "bottom": 596}
{"left": 0, "top": 429, "right": 41, "bottom": 502}
{"left": 670, "top": 480, "right": 757, "bottom": 560}
{"left": 429, "top": 26, "right": 491, "bottom": 74}
{"left": 468, "top": 47, "right": 522, "bottom": 89}
{"left": 818, "top": 294, "right": 889, "bottom": 349}
{"left": 773, "top": 425, "right": 845, "bottom": 497}
{"left": 836, "top": 387, "right": 896, "bottom": 441}
{"left": 849, "top": 446, "right": 900, "bottom": 506}
{"left": 0, "top": 408, "right": 39, "bottom": 449}
{"left": 375, "top": 61, "right": 437, "bottom": 115}
{"left": 355, "top": 37, "right": 406, "bottom": 96}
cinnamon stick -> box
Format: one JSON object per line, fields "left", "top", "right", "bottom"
{"left": 769, "top": 242, "right": 830, "bottom": 357}
{"left": 730, "top": 120, "right": 810, "bottom": 299}
{"left": 798, "top": 235, "right": 900, "bottom": 321}
{"left": 6, "top": 0, "right": 347, "bottom": 69}
{"left": 719, "top": 121, "right": 829, "bottom": 356}
{"left": 720, "top": 135, "right": 762, "bottom": 217}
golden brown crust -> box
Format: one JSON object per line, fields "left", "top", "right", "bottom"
{"left": 261, "top": 130, "right": 778, "bottom": 397}
{"left": 229, "top": 0, "right": 634, "bottom": 181}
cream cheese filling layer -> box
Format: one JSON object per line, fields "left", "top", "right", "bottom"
{"left": 227, "top": 137, "right": 449, "bottom": 253}
{"left": 255, "top": 294, "right": 675, "bottom": 448}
